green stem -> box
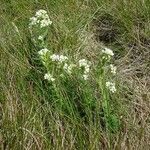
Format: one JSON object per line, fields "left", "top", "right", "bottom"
{"left": 99, "top": 72, "right": 112, "bottom": 149}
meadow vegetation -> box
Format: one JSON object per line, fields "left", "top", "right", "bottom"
{"left": 0, "top": 0, "right": 150, "bottom": 149}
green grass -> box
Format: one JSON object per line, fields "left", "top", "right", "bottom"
{"left": 0, "top": 0, "right": 150, "bottom": 149}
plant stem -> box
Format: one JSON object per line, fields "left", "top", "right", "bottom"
{"left": 99, "top": 73, "right": 112, "bottom": 149}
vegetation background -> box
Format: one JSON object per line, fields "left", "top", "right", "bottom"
{"left": 0, "top": 0, "right": 150, "bottom": 149}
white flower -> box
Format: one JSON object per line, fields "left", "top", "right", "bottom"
{"left": 79, "top": 59, "right": 91, "bottom": 80}
{"left": 29, "top": 17, "right": 38, "bottom": 26}
{"left": 40, "top": 19, "right": 52, "bottom": 28}
{"left": 83, "top": 74, "right": 88, "bottom": 80}
{"left": 110, "top": 64, "right": 117, "bottom": 74}
{"left": 79, "top": 59, "right": 90, "bottom": 72}
{"left": 29, "top": 9, "right": 52, "bottom": 28}
{"left": 50, "top": 54, "right": 60, "bottom": 61}
{"left": 106, "top": 82, "right": 116, "bottom": 93}
{"left": 35, "top": 9, "right": 47, "bottom": 17}
{"left": 38, "top": 35, "right": 43, "bottom": 40}
{"left": 79, "top": 59, "right": 88, "bottom": 67}
{"left": 102, "top": 47, "right": 114, "bottom": 56}
{"left": 59, "top": 55, "right": 68, "bottom": 62}
{"left": 84, "top": 66, "right": 90, "bottom": 73}
{"left": 38, "top": 48, "right": 49, "bottom": 56}
{"left": 44, "top": 73, "right": 55, "bottom": 82}
{"left": 79, "top": 59, "right": 91, "bottom": 67}
{"left": 50, "top": 54, "right": 68, "bottom": 63}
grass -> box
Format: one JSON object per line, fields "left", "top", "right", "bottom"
{"left": 0, "top": 0, "right": 150, "bottom": 149}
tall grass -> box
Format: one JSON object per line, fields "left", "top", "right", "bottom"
{"left": 0, "top": 0, "right": 150, "bottom": 149}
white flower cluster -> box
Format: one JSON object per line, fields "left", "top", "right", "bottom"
{"left": 79, "top": 59, "right": 91, "bottom": 80}
{"left": 102, "top": 47, "right": 114, "bottom": 57}
{"left": 38, "top": 35, "right": 44, "bottom": 40}
{"left": 50, "top": 54, "right": 68, "bottom": 63}
{"left": 44, "top": 73, "right": 55, "bottom": 82}
{"left": 29, "top": 9, "right": 52, "bottom": 28}
{"left": 63, "top": 63, "right": 75, "bottom": 74}
{"left": 38, "top": 48, "right": 49, "bottom": 56}
{"left": 110, "top": 64, "right": 117, "bottom": 75}
{"left": 106, "top": 82, "right": 116, "bottom": 93}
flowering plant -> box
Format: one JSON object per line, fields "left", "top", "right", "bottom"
{"left": 29, "top": 9, "right": 119, "bottom": 136}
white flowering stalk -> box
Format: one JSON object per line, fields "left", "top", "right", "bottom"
{"left": 106, "top": 81, "right": 116, "bottom": 93}
{"left": 44, "top": 73, "right": 55, "bottom": 82}
{"left": 50, "top": 54, "right": 68, "bottom": 63}
{"left": 110, "top": 64, "right": 117, "bottom": 75}
{"left": 97, "top": 46, "right": 120, "bottom": 134}
{"left": 29, "top": 9, "right": 52, "bottom": 28}
{"left": 79, "top": 59, "right": 91, "bottom": 80}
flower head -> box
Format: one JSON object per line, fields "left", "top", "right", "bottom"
{"left": 79, "top": 59, "right": 91, "bottom": 80}
{"left": 106, "top": 81, "right": 116, "bottom": 93}
{"left": 38, "top": 35, "right": 44, "bottom": 40}
{"left": 59, "top": 55, "right": 68, "bottom": 63}
{"left": 102, "top": 47, "right": 114, "bottom": 56}
{"left": 40, "top": 18, "right": 52, "bottom": 28}
{"left": 38, "top": 48, "right": 49, "bottom": 56}
{"left": 29, "top": 9, "right": 52, "bottom": 28}
{"left": 44, "top": 73, "right": 55, "bottom": 82}
{"left": 50, "top": 54, "right": 68, "bottom": 63}
{"left": 79, "top": 59, "right": 88, "bottom": 67}
{"left": 29, "top": 17, "right": 39, "bottom": 26}
{"left": 83, "top": 74, "right": 88, "bottom": 80}
{"left": 50, "top": 54, "right": 60, "bottom": 61}
{"left": 110, "top": 64, "right": 117, "bottom": 75}
{"left": 35, "top": 9, "right": 47, "bottom": 17}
